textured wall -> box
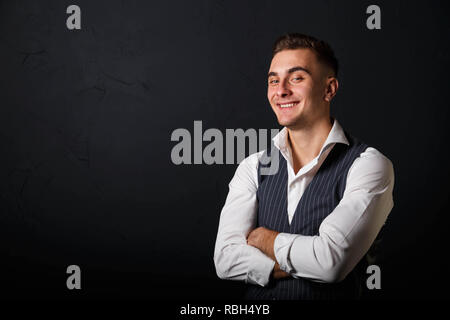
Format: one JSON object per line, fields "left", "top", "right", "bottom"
{"left": 0, "top": 0, "right": 449, "bottom": 299}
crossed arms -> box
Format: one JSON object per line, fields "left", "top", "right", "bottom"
{"left": 214, "top": 148, "right": 394, "bottom": 286}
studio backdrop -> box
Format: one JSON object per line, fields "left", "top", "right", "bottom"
{"left": 0, "top": 0, "right": 449, "bottom": 300}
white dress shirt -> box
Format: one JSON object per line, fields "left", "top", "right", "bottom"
{"left": 214, "top": 119, "right": 394, "bottom": 287}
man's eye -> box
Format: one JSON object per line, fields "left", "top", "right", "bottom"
{"left": 269, "top": 79, "right": 279, "bottom": 85}
{"left": 292, "top": 77, "right": 303, "bottom": 82}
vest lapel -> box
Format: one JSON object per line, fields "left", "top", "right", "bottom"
{"left": 271, "top": 154, "right": 290, "bottom": 232}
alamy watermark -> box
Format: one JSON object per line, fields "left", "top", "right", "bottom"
{"left": 366, "top": 4, "right": 381, "bottom": 30}
{"left": 170, "top": 121, "right": 280, "bottom": 175}
{"left": 66, "top": 5, "right": 380, "bottom": 31}
{"left": 66, "top": 265, "right": 81, "bottom": 290}
{"left": 66, "top": 5, "right": 81, "bottom": 30}
{"left": 366, "top": 264, "right": 381, "bottom": 290}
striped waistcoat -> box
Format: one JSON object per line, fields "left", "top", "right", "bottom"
{"left": 246, "top": 132, "right": 372, "bottom": 300}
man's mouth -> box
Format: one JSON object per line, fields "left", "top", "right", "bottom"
{"left": 277, "top": 101, "right": 299, "bottom": 108}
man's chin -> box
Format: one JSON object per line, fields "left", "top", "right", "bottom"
{"left": 277, "top": 117, "right": 297, "bottom": 128}
{"left": 277, "top": 117, "right": 308, "bottom": 130}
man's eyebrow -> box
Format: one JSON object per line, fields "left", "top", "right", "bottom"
{"left": 288, "top": 66, "right": 311, "bottom": 75}
{"left": 267, "top": 66, "right": 311, "bottom": 77}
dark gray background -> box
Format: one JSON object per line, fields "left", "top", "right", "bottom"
{"left": 0, "top": 0, "right": 449, "bottom": 300}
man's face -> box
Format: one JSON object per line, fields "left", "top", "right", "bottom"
{"left": 267, "top": 49, "right": 332, "bottom": 129}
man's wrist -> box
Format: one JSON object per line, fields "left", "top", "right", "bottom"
{"left": 273, "top": 233, "right": 299, "bottom": 274}
{"left": 265, "top": 230, "right": 279, "bottom": 261}
{"left": 272, "top": 262, "right": 290, "bottom": 280}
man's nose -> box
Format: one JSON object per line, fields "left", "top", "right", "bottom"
{"left": 276, "top": 80, "right": 291, "bottom": 97}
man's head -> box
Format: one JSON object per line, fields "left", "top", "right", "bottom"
{"left": 267, "top": 33, "right": 339, "bottom": 130}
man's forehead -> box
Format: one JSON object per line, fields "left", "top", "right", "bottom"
{"left": 269, "top": 49, "right": 317, "bottom": 73}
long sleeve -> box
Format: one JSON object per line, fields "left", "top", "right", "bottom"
{"left": 214, "top": 152, "right": 275, "bottom": 287}
{"left": 273, "top": 147, "right": 395, "bottom": 283}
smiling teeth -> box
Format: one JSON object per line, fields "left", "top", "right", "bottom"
{"left": 280, "top": 103, "right": 295, "bottom": 108}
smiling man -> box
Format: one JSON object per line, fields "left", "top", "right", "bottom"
{"left": 213, "top": 33, "right": 395, "bottom": 300}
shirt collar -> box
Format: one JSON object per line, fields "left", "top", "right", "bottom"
{"left": 272, "top": 118, "right": 349, "bottom": 161}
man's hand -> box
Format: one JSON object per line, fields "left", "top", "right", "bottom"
{"left": 247, "top": 227, "right": 290, "bottom": 280}
{"left": 273, "top": 263, "right": 290, "bottom": 279}
{"left": 247, "top": 227, "right": 279, "bottom": 261}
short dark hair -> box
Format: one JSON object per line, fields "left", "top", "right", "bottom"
{"left": 272, "top": 33, "right": 339, "bottom": 77}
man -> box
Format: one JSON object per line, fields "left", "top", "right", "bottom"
{"left": 213, "top": 33, "right": 394, "bottom": 300}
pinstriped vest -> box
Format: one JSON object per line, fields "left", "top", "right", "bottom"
{"left": 246, "top": 132, "right": 372, "bottom": 300}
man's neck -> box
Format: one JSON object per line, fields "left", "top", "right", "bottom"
{"left": 287, "top": 117, "right": 333, "bottom": 174}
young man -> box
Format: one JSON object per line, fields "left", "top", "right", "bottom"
{"left": 213, "top": 33, "right": 394, "bottom": 300}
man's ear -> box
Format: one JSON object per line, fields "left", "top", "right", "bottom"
{"left": 324, "top": 76, "right": 339, "bottom": 102}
